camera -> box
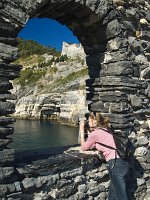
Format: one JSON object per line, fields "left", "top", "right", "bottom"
{"left": 78, "top": 113, "right": 90, "bottom": 143}
{"left": 84, "top": 119, "right": 90, "bottom": 133}
{"left": 84, "top": 113, "right": 90, "bottom": 120}
{"left": 84, "top": 113, "right": 90, "bottom": 140}
{"left": 84, "top": 113, "right": 90, "bottom": 130}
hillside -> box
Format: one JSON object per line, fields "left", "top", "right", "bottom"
{"left": 12, "top": 39, "right": 88, "bottom": 97}
{"left": 10, "top": 39, "right": 89, "bottom": 123}
{"left": 17, "top": 38, "right": 60, "bottom": 58}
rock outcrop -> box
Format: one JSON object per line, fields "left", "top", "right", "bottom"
{"left": 10, "top": 56, "right": 89, "bottom": 125}
{"left": 12, "top": 90, "right": 88, "bottom": 126}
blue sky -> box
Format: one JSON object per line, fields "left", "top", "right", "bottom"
{"left": 18, "top": 18, "right": 79, "bottom": 51}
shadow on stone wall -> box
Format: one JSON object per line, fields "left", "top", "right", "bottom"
{"left": 127, "top": 157, "right": 145, "bottom": 200}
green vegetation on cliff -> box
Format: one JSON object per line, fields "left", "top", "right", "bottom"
{"left": 14, "top": 68, "right": 47, "bottom": 86}
{"left": 13, "top": 38, "right": 88, "bottom": 94}
{"left": 41, "top": 68, "right": 88, "bottom": 93}
{"left": 17, "top": 38, "right": 60, "bottom": 58}
{"left": 56, "top": 68, "right": 88, "bottom": 86}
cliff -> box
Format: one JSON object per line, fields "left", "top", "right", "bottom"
{"left": 11, "top": 39, "right": 89, "bottom": 125}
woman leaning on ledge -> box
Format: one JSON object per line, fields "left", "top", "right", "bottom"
{"left": 79, "top": 112, "right": 129, "bottom": 200}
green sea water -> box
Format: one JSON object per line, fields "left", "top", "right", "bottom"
{"left": 9, "top": 119, "right": 78, "bottom": 151}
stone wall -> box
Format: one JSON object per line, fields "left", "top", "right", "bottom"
{"left": 0, "top": 0, "right": 149, "bottom": 199}
{"left": 0, "top": 146, "right": 149, "bottom": 199}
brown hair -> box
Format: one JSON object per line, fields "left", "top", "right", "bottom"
{"left": 94, "top": 112, "right": 110, "bottom": 128}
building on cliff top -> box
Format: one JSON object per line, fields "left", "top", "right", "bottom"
{"left": 61, "top": 41, "right": 86, "bottom": 59}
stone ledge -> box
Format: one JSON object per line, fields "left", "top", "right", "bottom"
{"left": 14, "top": 145, "right": 103, "bottom": 165}
{"left": 14, "top": 145, "right": 105, "bottom": 185}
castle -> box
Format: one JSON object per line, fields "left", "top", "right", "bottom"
{"left": 61, "top": 41, "right": 86, "bottom": 59}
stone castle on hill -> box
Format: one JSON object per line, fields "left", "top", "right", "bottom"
{"left": 61, "top": 41, "right": 86, "bottom": 59}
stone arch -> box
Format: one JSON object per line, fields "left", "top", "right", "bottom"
{"left": 0, "top": 0, "right": 136, "bottom": 130}
{"left": 0, "top": 0, "right": 150, "bottom": 198}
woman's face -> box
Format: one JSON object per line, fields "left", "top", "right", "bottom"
{"left": 88, "top": 115, "right": 97, "bottom": 130}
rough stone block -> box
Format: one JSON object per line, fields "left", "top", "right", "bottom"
{"left": 87, "top": 0, "right": 113, "bottom": 22}
{"left": 0, "top": 21, "right": 18, "bottom": 38}
{"left": 0, "top": 80, "right": 13, "bottom": 91}
{"left": 107, "top": 37, "right": 128, "bottom": 51}
{"left": 0, "top": 117, "right": 15, "bottom": 126}
{"left": 55, "top": 183, "right": 77, "bottom": 199}
{"left": 0, "top": 167, "right": 15, "bottom": 184}
{"left": 0, "top": 37, "right": 18, "bottom": 46}
{"left": 102, "top": 50, "right": 129, "bottom": 64}
{"left": 22, "top": 177, "right": 37, "bottom": 191}
{"left": 0, "top": 149, "right": 14, "bottom": 167}
{"left": 0, "top": 101, "right": 15, "bottom": 115}
{"left": 0, "top": 127, "right": 14, "bottom": 137}
{"left": 105, "top": 113, "right": 135, "bottom": 125}
{"left": 90, "top": 101, "right": 104, "bottom": 112}
{"left": 0, "top": 94, "right": 17, "bottom": 101}
{"left": 0, "top": 138, "right": 13, "bottom": 149}
{"left": 110, "top": 102, "right": 130, "bottom": 113}
{"left": 99, "top": 91, "right": 128, "bottom": 102}
{"left": 0, "top": 43, "right": 19, "bottom": 62}
{"left": 130, "top": 94, "right": 142, "bottom": 109}
{"left": 106, "top": 19, "right": 122, "bottom": 39}
{"left": 60, "top": 167, "right": 83, "bottom": 179}
{"left": 101, "top": 61, "right": 134, "bottom": 76}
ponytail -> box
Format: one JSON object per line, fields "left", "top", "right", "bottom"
{"left": 95, "top": 112, "right": 110, "bottom": 128}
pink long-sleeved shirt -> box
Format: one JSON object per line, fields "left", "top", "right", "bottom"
{"left": 81, "top": 128, "right": 119, "bottom": 162}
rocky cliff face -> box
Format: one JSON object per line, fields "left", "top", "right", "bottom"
{"left": 12, "top": 90, "right": 88, "bottom": 126}
{"left": 11, "top": 55, "right": 89, "bottom": 125}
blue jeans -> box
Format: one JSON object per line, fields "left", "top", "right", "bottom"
{"left": 107, "top": 158, "right": 129, "bottom": 200}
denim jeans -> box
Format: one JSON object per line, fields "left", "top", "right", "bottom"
{"left": 107, "top": 158, "right": 129, "bottom": 200}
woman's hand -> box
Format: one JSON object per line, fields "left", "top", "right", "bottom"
{"left": 79, "top": 120, "right": 85, "bottom": 138}
{"left": 79, "top": 119, "right": 86, "bottom": 145}
{"left": 79, "top": 120, "right": 84, "bottom": 129}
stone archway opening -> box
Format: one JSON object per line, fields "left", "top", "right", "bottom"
{"left": 0, "top": 0, "right": 126, "bottom": 157}
{"left": 11, "top": 17, "right": 89, "bottom": 126}
{"left": 0, "top": 0, "right": 140, "bottom": 156}
{"left": 9, "top": 16, "right": 88, "bottom": 150}
{"left": 29, "top": 0, "right": 131, "bottom": 131}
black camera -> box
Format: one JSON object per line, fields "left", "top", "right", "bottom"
{"left": 84, "top": 113, "right": 90, "bottom": 121}
{"left": 84, "top": 120, "right": 89, "bottom": 132}
{"left": 84, "top": 124, "right": 89, "bottom": 140}
{"left": 84, "top": 113, "right": 90, "bottom": 140}
{"left": 78, "top": 113, "right": 90, "bottom": 143}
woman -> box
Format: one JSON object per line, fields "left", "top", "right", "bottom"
{"left": 80, "top": 112, "right": 129, "bottom": 200}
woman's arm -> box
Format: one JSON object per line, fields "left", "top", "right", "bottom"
{"left": 79, "top": 120, "right": 85, "bottom": 147}
{"left": 80, "top": 120, "right": 96, "bottom": 151}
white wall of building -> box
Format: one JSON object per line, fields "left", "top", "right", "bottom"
{"left": 61, "top": 41, "right": 86, "bottom": 59}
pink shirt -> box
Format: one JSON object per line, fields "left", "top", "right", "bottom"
{"left": 81, "top": 128, "right": 119, "bottom": 162}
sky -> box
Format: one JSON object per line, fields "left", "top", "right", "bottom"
{"left": 18, "top": 18, "right": 79, "bottom": 51}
